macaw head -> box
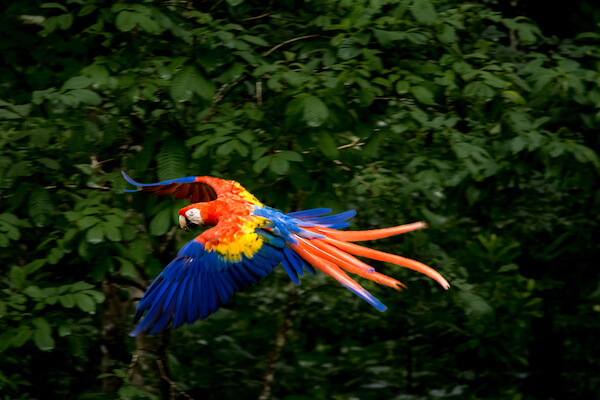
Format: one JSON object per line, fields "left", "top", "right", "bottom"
{"left": 178, "top": 204, "right": 205, "bottom": 231}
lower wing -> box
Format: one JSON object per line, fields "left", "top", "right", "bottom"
{"left": 130, "top": 226, "right": 283, "bottom": 336}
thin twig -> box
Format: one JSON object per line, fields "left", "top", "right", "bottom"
{"left": 127, "top": 351, "right": 140, "bottom": 380}
{"left": 337, "top": 138, "right": 365, "bottom": 150}
{"left": 201, "top": 74, "right": 247, "bottom": 123}
{"left": 244, "top": 12, "right": 270, "bottom": 21}
{"left": 263, "top": 35, "right": 319, "bottom": 56}
{"left": 156, "top": 357, "right": 195, "bottom": 400}
{"left": 256, "top": 81, "right": 263, "bottom": 108}
{"left": 208, "top": 0, "right": 224, "bottom": 12}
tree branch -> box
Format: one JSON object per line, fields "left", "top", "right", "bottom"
{"left": 258, "top": 284, "right": 297, "bottom": 400}
{"left": 263, "top": 35, "right": 320, "bottom": 57}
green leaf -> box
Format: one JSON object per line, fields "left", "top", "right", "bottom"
{"left": 74, "top": 293, "right": 96, "bottom": 313}
{"left": 56, "top": 13, "right": 73, "bottom": 30}
{"left": 103, "top": 223, "right": 122, "bottom": 242}
{"left": 115, "top": 11, "right": 137, "bottom": 31}
{"left": 77, "top": 216, "right": 100, "bottom": 230}
{"left": 373, "top": 29, "right": 405, "bottom": 45}
{"left": 59, "top": 294, "right": 75, "bottom": 308}
{"left": 456, "top": 291, "right": 494, "bottom": 317}
{"left": 23, "top": 286, "right": 43, "bottom": 298}
{"left": 11, "top": 103, "right": 32, "bottom": 116}
{"left": 62, "top": 76, "right": 93, "bottom": 90}
{"left": 129, "top": 239, "right": 147, "bottom": 264}
{"left": 511, "top": 136, "right": 527, "bottom": 154}
{"left": 302, "top": 96, "right": 329, "bottom": 127}
{"left": 318, "top": 133, "right": 339, "bottom": 159}
{"left": 38, "top": 158, "right": 60, "bottom": 169}
{"left": 438, "top": 24, "right": 457, "bottom": 43}
{"left": 170, "top": 66, "right": 215, "bottom": 102}
{"left": 269, "top": 157, "right": 289, "bottom": 175}
{"left": 28, "top": 186, "right": 53, "bottom": 227}
{"left": 253, "top": 156, "right": 271, "bottom": 174}
{"left": 396, "top": 80, "right": 410, "bottom": 94}
{"left": 411, "top": 86, "right": 436, "bottom": 105}
{"left": 337, "top": 39, "right": 361, "bottom": 60}
{"left": 463, "top": 81, "right": 495, "bottom": 101}
{"left": 70, "top": 281, "right": 95, "bottom": 292}
{"left": 411, "top": 0, "right": 437, "bottom": 23}
{"left": 82, "top": 290, "right": 105, "bottom": 303}
{"left": 70, "top": 89, "right": 102, "bottom": 105}
{"left": 57, "top": 323, "right": 72, "bottom": 337}
{"left": 86, "top": 225, "right": 105, "bottom": 244}
{"left": 240, "top": 34, "right": 269, "bottom": 46}
{"left": 150, "top": 207, "right": 172, "bottom": 236}
{"left": 118, "top": 257, "right": 137, "bottom": 279}
{"left": 157, "top": 139, "right": 188, "bottom": 181}
{"left": 10, "top": 267, "right": 26, "bottom": 289}
{"left": 277, "top": 151, "right": 303, "bottom": 162}
{"left": 0, "top": 109, "right": 21, "bottom": 119}
{"left": 41, "top": 2, "right": 68, "bottom": 11}
{"left": 33, "top": 318, "right": 54, "bottom": 351}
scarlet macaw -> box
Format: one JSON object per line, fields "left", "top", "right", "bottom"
{"left": 123, "top": 172, "right": 449, "bottom": 336}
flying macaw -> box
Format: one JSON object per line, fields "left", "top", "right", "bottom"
{"left": 123, "top": 172, "right": 449, "bottom": 336}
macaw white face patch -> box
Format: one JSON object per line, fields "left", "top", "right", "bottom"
{"left": 185, "top": 208, "right": 203, "bottom": 225}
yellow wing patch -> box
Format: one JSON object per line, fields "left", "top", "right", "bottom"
{"left": 232, "top": 181, "right": 264, "bottom": 206}
{"left": 207, "top": 216, "right": 268, "bottom": 263}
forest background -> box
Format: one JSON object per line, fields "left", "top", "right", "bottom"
{"left": 1, "top": 0, "right": 600, "bottom": 399}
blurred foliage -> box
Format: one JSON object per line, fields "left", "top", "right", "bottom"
{"left": 1, "top": 0, "right": 600, "bottom": 399}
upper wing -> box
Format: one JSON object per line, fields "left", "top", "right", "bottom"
{"left": 122, "top": 171, "right": 219, "bottom": 203}
{"left": 130, "top": 215, "right": 284, "bottom": 336}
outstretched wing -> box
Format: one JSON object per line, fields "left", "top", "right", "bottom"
{"left": 130, "top": 215, "right": 284, "bottom": 336}
{"left": 122, "top": 171, "right": 219, "bottom": 203}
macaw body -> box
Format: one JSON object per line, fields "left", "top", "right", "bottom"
{"left": 123, "top": 172, "right": 449, "bottom": 336}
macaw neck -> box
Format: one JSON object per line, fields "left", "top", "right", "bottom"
{"left": 201, "top": 199, "right": 252, "bottom": 226}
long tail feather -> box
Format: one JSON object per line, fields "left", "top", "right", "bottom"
{"left": 312, "top": 221, "right": 427, "bottom": 242}
{"left": 323, "top": 237, "right": 450, "bottom": 289}
{"left": 290, "top": 243, "right": 387, "bottom": 311}
{"left": 284, "top": 219, "right": 449, "bottom": 311}
{"left": 306, "top": 238, "right": 406, "bottom": 290}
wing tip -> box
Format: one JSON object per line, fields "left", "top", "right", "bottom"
{"left": 122, "top": 171, "right": 141, "bottom": 187}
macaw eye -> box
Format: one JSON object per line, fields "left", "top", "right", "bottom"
{"left": 185, "top": 209, "right": 199, "bottom": 218}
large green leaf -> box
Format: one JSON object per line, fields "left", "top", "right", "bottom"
{"left": 411, "top": 0, "right": 437, "bottom": 23}
{"left": 32, "top": 318, "right": 54, "bottom": 351}
{"left": 150, "top": 207, "right": 172, "bottom": 236}
{"left": 170, "top": 66, "right": 215, "bottom": 102}
{"left": 302, "top": 96, "right": 329, "bottom": 127}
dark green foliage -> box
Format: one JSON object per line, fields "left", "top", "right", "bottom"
{"left": 1, "top": 0, "right": 599, "bottom": 399}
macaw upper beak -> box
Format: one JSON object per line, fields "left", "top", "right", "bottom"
{"left": 179, "top": 215, "right": 190, "bottom": 231}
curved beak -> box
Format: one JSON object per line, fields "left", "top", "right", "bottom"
{"left": 179, "top": 215, "right": 189, "bottom": 231}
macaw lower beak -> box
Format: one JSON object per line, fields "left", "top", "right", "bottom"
{"left": 179, "top": 215, "right": 198, "bottom": 231}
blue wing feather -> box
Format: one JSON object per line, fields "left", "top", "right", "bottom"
{"left": 281, "top": 258, "right": 299, "bottom": 284}
{"left": 130, "top": 237, "right": 282, "bottom": 336}
{"left": 122, "top": 171, "right": 197, "bottom": 187}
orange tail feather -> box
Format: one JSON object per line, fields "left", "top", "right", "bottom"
{"left": 308, "top": 238, "right": 406, "bottom": 290}
{"left": 311, "top": 222, "right": 427, "bottom": 242}
{"left": 323, "top": 237, "right": 450, "bottom": 290}
{"left": 289, "top": 242, "right": 387, "bottom": 311}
